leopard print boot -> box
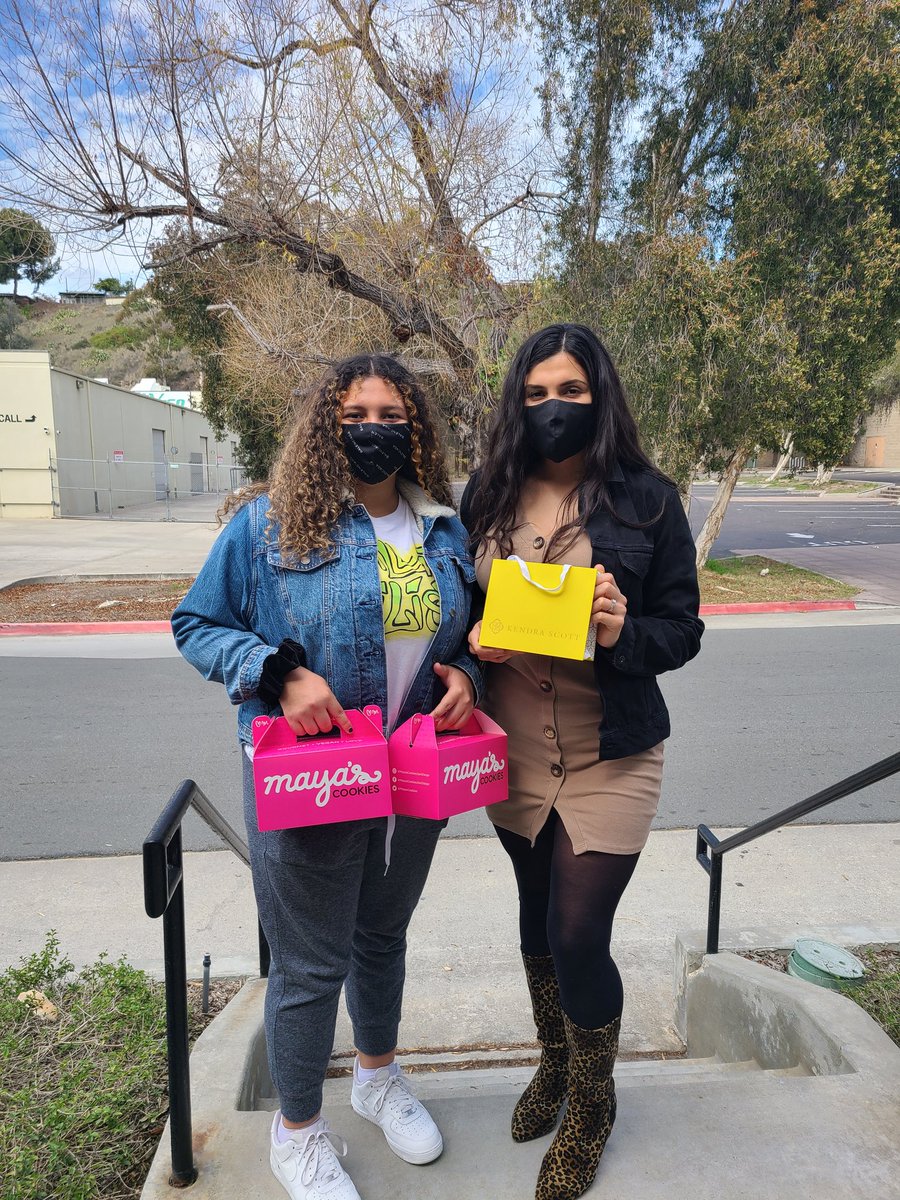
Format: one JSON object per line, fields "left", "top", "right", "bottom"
{"left": 511, "top": 954, "right": 569, "bottom": 1142}
{"left": 534, "top": 1012, "right": 620, "bottom": 1200}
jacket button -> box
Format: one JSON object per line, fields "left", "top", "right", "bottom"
{"left": 539, "top": 680, "right": 552, "bottom": 693}
{"left": 533, "top": 536, "right": 545, "bottom": 549}
{"left": 543, "top": 726, "right": 556, "bottom": 740}
{"left": 437, "top": 562, "right": 445, "bottom": 572}
{"left": 550, "top": 763, "right": 563, "bottom": 778}
{"left": 616, "top": 655, "right": 626, "bottom": 665}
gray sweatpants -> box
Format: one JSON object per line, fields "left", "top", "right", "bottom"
{"left": 242, "top": 753, "right": 443, "bottom": 1121}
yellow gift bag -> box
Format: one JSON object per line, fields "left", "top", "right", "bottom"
{"left": 480, "top": 555, "right": 597, "bottom": 661}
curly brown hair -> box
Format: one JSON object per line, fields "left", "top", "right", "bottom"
{"left": 223, "top": 355, "right": 453, "bottom": 556}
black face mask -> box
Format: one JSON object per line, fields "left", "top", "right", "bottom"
{"left": 342, "top": 422, "right": 412, "bottom": 484}
{"left": 524, "top": 399, "right": 595, "bottom": 463}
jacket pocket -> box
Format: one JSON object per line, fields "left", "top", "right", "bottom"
{"left": 618, "top": 548, "right": 652, "bottom": 580}
{"left": 265, "top": 544, "right": 340, "bottom": 626}
{"left": 449, "top": 553, "right": 477, "bottom": 585}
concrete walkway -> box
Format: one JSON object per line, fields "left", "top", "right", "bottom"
{"left": 0, "top": 516, "right": 220, "bottom": 588}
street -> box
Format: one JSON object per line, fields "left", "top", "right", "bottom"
{"left": 1, "top": 613, "right": 898, "bottom": 861}
{"left": 689, "top": 489, "right": 900, "bottom": 554}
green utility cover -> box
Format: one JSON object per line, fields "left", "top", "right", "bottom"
{"left": 792, "top": 939, "right": 866, "bottom": 982}
{"left": 788, "top": 952, "right": 843, "bottom": 991}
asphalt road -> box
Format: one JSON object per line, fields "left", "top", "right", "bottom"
{"left": 1, "top": 619, "right": 897, "bottom": 861}
{"left": 688, "top": 491, "right": 900, "bottom": 556}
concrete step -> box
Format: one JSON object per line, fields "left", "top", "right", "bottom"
{"left": 254, "top": 1055, "right": 808, "bottom": 1115}
{"left": 215, "top": 1066, "right": 896, "bottom": 1200}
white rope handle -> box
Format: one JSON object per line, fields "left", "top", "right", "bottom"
{"left": 508, "top": 555, "right": 571, "bottom": 594}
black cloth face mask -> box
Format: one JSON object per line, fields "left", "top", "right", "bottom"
{"left": 524, "top": 399, "right": 595, "bottom": 463}
{"left": 342, "top": 422, "right": 412, "bottom": 484}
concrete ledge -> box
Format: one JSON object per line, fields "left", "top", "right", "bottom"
{"left": 674, "top": 924, "right": 900, "bottom": 1043}
{"left": 674, "top": 926, "right": 900, "bottom": 1088}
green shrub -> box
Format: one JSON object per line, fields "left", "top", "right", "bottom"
{"left": 88, "top": 324, "right": 145, "bottom": 350}
{"left": 0, "top": 934, "right": 168, "bottom": 1200}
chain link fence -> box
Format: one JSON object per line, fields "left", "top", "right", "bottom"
{"left": 51, "top": 456, "right": 247, "bottom": 521}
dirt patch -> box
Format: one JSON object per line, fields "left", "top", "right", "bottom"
{"left": 1, "top": 557, "right": 859, "bottom": 624}
{"left": 0, "top": 577, "right": 193, "bottom": 622}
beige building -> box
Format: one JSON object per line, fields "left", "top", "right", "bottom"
{"left": 847, "top": 401, "right": 900, "bottom": 469}
{"left": 0, "top": 351, "right": 240, "bottom": 518}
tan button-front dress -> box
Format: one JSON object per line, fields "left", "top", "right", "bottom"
{"left": 476, "top": 524, "right": 664, "bottom": 856}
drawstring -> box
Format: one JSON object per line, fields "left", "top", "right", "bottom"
{"left": 384, "top": 813, "right": 396, "bottom": 874}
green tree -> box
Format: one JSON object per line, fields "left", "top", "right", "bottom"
{"left": 93, "top": 276, "right": 134, "bottom": 296}
{"left": 0, "top": 209, "right": 59, "bottom": 295}
{"left": 542, "top": 0, "right": 899, "bottom": 563}
{"left": 0, "top": 298, "right": 28, "bottom": 349}
{"left": 729, "top": 0, "right": 899, "bottom": 475}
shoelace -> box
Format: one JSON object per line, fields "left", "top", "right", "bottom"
{"left": 297, "top": 1126, "right": 349, "bottom": 1189}
{"left": 368, "top": 1071, "right": 418, "bottom": 1122}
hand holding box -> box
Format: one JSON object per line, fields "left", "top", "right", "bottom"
{"left": 252, "top": 705, "right": 392, "bottom": 831}
{"left": 389, "top": 709, "right": 508, "bottom": 820}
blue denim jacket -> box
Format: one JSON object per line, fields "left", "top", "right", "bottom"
{"left": 172, "top": 481, "right": 482, "bottom": 744}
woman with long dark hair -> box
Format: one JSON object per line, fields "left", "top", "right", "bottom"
{"left": 173, "top": 355, "right": 480, "bottom": 1200}
{"left": 461, "top": 324, "right": 702, "bottom": 1200}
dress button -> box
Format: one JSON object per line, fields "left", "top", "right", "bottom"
{"left": 550, "top": 763, "right": 563, "bottom": 778}
{"left": 533, "top": 536, "right": 545, "bottom": 549}
{"left": 539, "top": 680, "right": 552, "bottom": 693}
{"left": 543, "top": 726, "right": 556, "bottom": 740}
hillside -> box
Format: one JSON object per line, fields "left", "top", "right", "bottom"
{"left": 10, "top": 297, "right": 200, "bottom": 390}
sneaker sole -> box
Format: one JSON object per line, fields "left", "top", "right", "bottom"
{"left": 350, "top": 1096, "right": 444, "bottom": 1165}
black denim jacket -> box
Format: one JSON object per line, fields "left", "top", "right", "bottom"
{"left": 460, "top": 461, "right": 703, "bottom": 760}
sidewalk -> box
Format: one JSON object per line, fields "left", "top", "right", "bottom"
{"left": 0, "top": 516, "right": 220, "bottom": 588}
{"left": 3, "top": 822, "right": 897, "bottom": 1058}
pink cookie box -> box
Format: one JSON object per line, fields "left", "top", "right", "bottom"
{"left": 388, "top": 709, "right": 508, "bottom": 820}
{"left": 251, "top": 705, "right": 392, "bottom": 831}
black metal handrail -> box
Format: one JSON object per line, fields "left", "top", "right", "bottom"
{"left": 696, "top": 750, "right": 900, "bottom": 955}
{"left": 143, "top": 780, "right": 269, "bottom": 1188}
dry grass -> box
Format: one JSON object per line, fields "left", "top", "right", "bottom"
{"left": 700, "top": 556, "right": 859, "bottom": 604}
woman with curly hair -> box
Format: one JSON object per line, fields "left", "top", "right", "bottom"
{"left": 462, "top": 324, "right": 702, "bottom": 1200}
{"left": 172, "top": 354, "right": 480, "bottom": 1200}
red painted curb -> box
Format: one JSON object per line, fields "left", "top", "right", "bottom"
{"left": 0, "top": 620, "right": 174, "bottom": 636}
{"left": 0, "top": 599, "right": 860, "bottom": 635}
{"left": 699, "top": 600, "right": 858, "bottom": 616}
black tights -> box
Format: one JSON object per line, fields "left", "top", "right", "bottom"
{"left": 495, "top": 809, "right": 639, "bottom": 1029}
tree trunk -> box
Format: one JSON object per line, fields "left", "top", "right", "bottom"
{"left": 766, "top": 435, "right": 794, "bottom": 482}
{"left": 694, "top": 447, "right": 752, "bottom": 571}
{"left": 679, "top": 471, "right": 695, "bottom": 516}
{"left": 815, "top": 463, "right": 834, "bottom": 486}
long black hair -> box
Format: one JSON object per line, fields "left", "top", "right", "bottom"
{"left": 466, "top": 323, "right": 665, "bottom": 560}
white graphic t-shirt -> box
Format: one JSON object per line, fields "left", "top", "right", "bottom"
{"left": 370, "top": 497, "right": 441, "bottom": 730}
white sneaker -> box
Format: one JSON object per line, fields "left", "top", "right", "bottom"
{"left": 269, "top": 1113, "right": 362, "bottom": 1200}
{"left": 350, "top": 1063, "right": 443, "bottom": 1165}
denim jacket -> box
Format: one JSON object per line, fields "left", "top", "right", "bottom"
{"left": 172, "top": 481, "right": 482, "bottom": 744}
